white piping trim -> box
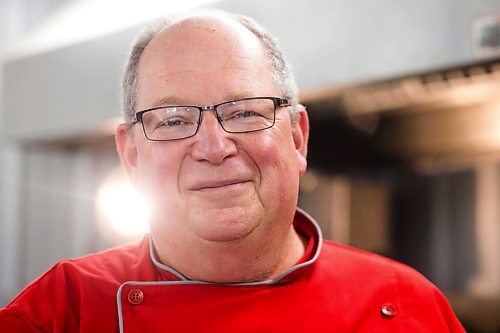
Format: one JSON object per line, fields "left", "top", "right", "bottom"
{"left": 117, "top": 284, "right": 125, "bottom": 333}
{"left": 149, "top": 236, "right": 188, "bottom": 281}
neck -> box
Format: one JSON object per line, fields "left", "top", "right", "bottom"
{"left": 153, "top": 226, "right": 306, "bottom": 283}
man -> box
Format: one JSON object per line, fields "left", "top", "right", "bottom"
{"left": 0, "top": 9, "right": 465, "bottom": 332}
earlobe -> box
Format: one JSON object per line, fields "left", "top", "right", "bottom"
{"left": 292, "top": 106, "right": 309, "bottom": 176}
{"left": 115, "top": 123, "right": 138, "bottom": 183}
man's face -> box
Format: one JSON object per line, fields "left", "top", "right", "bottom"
{"left": 117, "top": 16, "right": 308, "bottom": 246}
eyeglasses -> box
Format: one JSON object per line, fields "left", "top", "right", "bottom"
{"left": 131, "top": 97, "right": 289, "bottom": 141}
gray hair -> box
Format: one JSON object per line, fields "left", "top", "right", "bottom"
{"left": 121, "top": 9, "right": 299, "bottom": 123}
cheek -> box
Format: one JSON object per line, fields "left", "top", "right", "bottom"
{"left": 136, "top": 144, "right": 180, "bottom": 195}
{"left": 260, "top": 124, "right": 298, "bottom": 162}
{"left": 251, "top": 133, "right": 282, "bottom": 167}
{"left": 252, "top": 130, "right": 300, "bottom": 189}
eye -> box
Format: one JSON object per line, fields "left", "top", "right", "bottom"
{"left": 234, "top": 110, "right": 261, "bottom": 118}
{"left": 162, "top": 118, "right": 187, "bottom": 126}
{"left": 154, "top": 117, "right": 195, "bottom": 131}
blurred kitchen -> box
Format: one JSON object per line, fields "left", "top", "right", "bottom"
{"left": 1, "top": 0, "right": 500, "bottom": 331}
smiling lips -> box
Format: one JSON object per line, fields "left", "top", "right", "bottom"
{"left": 190, "top": 179, "right": 250, "bottom": 192}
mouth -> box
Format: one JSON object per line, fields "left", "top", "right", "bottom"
{"left": 190, "top": 180, "right": 249, "bottom": 192}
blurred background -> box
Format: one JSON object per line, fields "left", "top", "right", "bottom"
{"left": 1, "top": 0, "right": 500, "bottom": 331}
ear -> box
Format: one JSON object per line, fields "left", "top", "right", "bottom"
{"left": 115, "top": 123, "right": 139, "bottom": 184}
{"left": 291, "top": 105, "right": 309, "bottom": 176}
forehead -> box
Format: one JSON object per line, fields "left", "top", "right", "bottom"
{"left": 152, "top": 15, "right": 262, "bottom": 53}
{"left": 136, "top": 15, "right": 277, "bottom": 106}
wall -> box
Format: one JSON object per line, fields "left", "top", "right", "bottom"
{"left": 0, "top": 0, "right": 72, "bottom": 307}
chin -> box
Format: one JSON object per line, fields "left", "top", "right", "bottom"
{"left": 189, "top": 206, "right": 262, "bottom": 243}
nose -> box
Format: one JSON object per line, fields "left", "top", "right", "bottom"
{"left": 190, "top": 110, "right": 237, "bottom": 164}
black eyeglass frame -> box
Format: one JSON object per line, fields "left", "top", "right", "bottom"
{"left": 130, "top": 96, "right": 290, "bottom": 141}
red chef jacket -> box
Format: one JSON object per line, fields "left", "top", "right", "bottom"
{"left": 0, "top": 209, "right": 465, "bottom": 332}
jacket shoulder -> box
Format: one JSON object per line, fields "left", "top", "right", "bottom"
{"left": 0, "top": 236, "right": 151, "bottom": 331}
{"left": 316, "top": 241, "right": 465, "bottom": 332}
{"left": 6, "top": 236, "right": 150, "bottom": 303}
{"left": 319, "top": 240, "right": 432, "bottom": 285}
{"left": 55, "top": 235, "right": 152, "bottom": 281}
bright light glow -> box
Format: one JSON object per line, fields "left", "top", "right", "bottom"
{"left": 6, "top": 0, "right": 219, "bottom": 59}
{"left": 97, "top": 169, "right": 150, "bottom": 240}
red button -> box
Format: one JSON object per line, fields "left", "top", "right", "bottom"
{"left": 127, "top": 289, "right": 144, "bottom": 305}
{"left": 380, "top": 303, "right": 397, "bottom": 317}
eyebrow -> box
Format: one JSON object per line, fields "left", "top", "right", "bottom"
{"left": 151, "top": 91, "right": 260, "bottom": 107}
{"left": 151, "top": 96, "right": 186, "bottom": 107}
